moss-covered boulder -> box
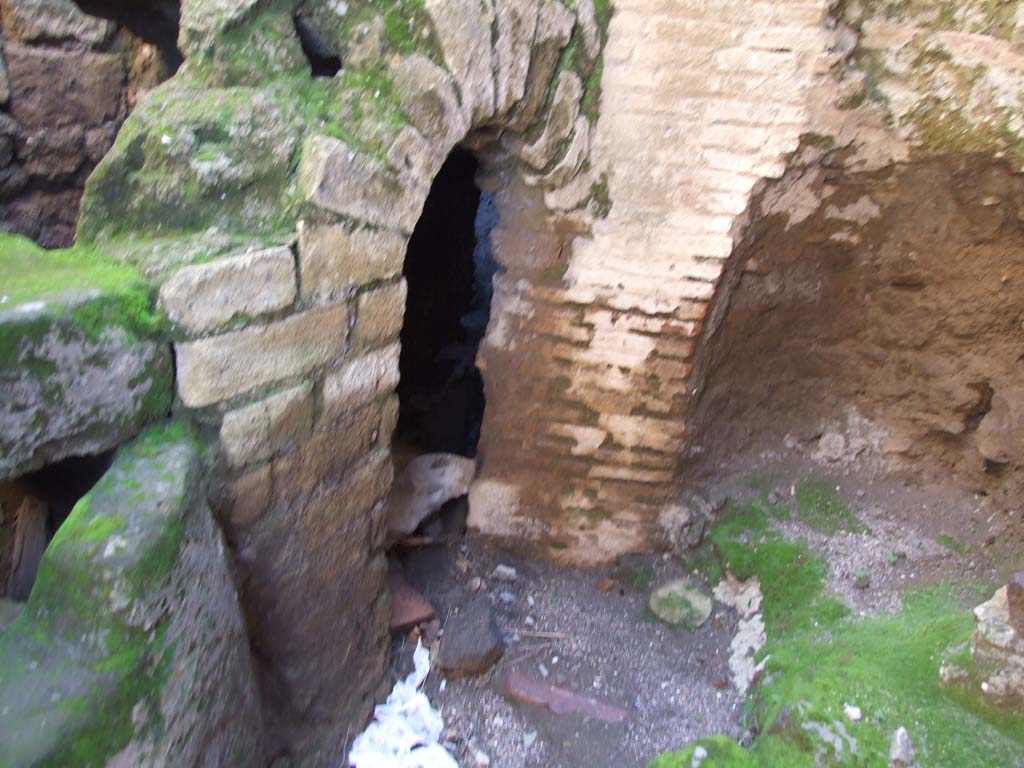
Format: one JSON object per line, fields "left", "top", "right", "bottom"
{"left": 0, "top": 233, "right": 172, "bottom": 481}
{"left": 77, "top": 80, "right": 308, "bottom": 242}
{"left": 0, "top": 422, "right": 263, "bottom": 766}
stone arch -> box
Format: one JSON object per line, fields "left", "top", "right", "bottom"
{"left": 105, "top": 0, "right": 617, "bottom": 760}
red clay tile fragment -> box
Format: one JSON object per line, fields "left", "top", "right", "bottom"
{"left": 388, "top": 563, "right": 434, "bottom": 633}
{"left": 505, "top": 670, "right": 629, "bottom": 724}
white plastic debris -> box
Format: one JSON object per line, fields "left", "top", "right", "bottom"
{"left": 348, "top": 641, "right": 458, "bottom": 768}
{"left": 714, "top": 573, "right": 767, "bottom": 695}
{"left": 843, "top": 703, "right": 862, "bottom": 722}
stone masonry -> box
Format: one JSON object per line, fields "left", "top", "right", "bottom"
{"left": 4, "top": 0, "right": 1020, "bottom": 765}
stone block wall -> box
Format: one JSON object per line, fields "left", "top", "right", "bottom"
{"left": 161, "top": 236, "right": 401, "bottom": 759}
{"left": 0, "top": 0, "right": 177, "bottom": 247}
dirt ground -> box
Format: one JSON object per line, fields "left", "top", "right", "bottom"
{"left": 383, "top": 445, "right": 1010, "bottom": 768}
{"left": 391, "top": 539, "right": 743, "bottom": 768}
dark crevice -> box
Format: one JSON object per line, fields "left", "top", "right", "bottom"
{"left": 294, "top": 15, "right": 342, "bottom": 78}
{"left": 395, "top": 147, "right": 498, "bottom": 458}
{"left": 71, "top": 0, "right": 184, "bottom": 73}
{"left": 1, "top": 451, "right": 114, "bottom": 602}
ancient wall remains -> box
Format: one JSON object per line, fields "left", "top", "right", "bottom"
{"left": 1, "top": 1, "right": 1023, "bottom": 766}
{"left": 0, "top": 0, "right": 179, "bottom": 247}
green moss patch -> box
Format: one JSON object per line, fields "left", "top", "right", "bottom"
{"left": 796, "top": 480, "right": 868, "bottom": 535}
{"left": 0, "top": 233, "right": 153, "bottom": 314}
{"left": 650, "top": 736, "right": 755, "bottom": 768}
{"left": 653, "top": 496, "right": 1024, "bottom": 767}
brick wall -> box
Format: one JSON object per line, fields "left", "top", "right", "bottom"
{"left": 470, "top": 0, "right": 831, "bottom": 563}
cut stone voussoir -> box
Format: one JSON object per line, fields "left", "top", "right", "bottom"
{"left": 298, "top": 134, "right": 425, "bottom": 235}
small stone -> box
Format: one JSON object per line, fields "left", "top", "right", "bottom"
{"left": 473, "top": 750, "right": 491, "bottom": 767}
{"left": 648, "top": 579, "right": 713, "bottom": 630}
{"left": 492, "top": 564, "right": 517, "bottom": 581}
{"left": 437, "top": 595, "right": 504, "bottom": 677}
{"left": 499, "top": 591, "right": 515, "bottom": 606}
{"left": 693, "top": 745, "right": 709, "bottom": 766}
{"left": 844, "top": 703, "right": 862, "bottom": 722}
{"left": 524, "top": 615, "right": 536, "bottom": 627}
{"left": 818, "top": 432, "right": 847, "bottom": 462}
{"left": 468, "top": 576, "right": 483, "bottom": 592}
{"left": 889, "top": 726, "right": 915, "bottom": 766}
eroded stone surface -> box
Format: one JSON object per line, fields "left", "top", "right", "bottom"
{"left": 0, "top": 423, "right": 263, "bottom": 765}
{"left": 298, "top": 223, "right": 406, "bottom": 303}
{"left": 977, "top": 387, "right": 1024, "bottom": 466}
{"left": 437, "top": 595, "right": 504, "bottom": 678}
{"left": 159, "top": 245, "right": 297, "bottom": 336}
{"left": 298, "top": 134, "right": 427, "bottom": 235}
{"left": 0, "top": 242, "right": 173, "bottom": 480}
{"left": 424, "top": 0, "right": 496, "bottom": 126}
{"left": 520, "top": 71, "right": 583, "bottom": 170}
{"left": 175, "top": 303, "right": 349, "bottom": 408}
{"left": 354, "top": 279, "right": 407, "bottom": 349}
{"left": 322, "top": 343, "right": 401, "bottom": 424}
{"left": 649, "top": 579, "right": 713, "bottom": 630}
{"left": 220, "top": 382, "right": 314, "bottom": 469}
{"left": 1, "top": 0, "right": 114, "bottom": 47}
{"left": 942, "top": 585, "right": 1024, "bottom": 714}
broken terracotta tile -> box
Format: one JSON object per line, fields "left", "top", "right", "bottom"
{"left": 505, "top": 670, "right": 629, "bottom": 724}
{"left": 388, "top": 562, "right": 434, "bottom": 633}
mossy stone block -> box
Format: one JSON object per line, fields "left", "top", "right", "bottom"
{"left": 0, "top": 233, "right": 172, "bottom": 481}
{"left": 0, "top": 423, "right": 262, "bottom": 767}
